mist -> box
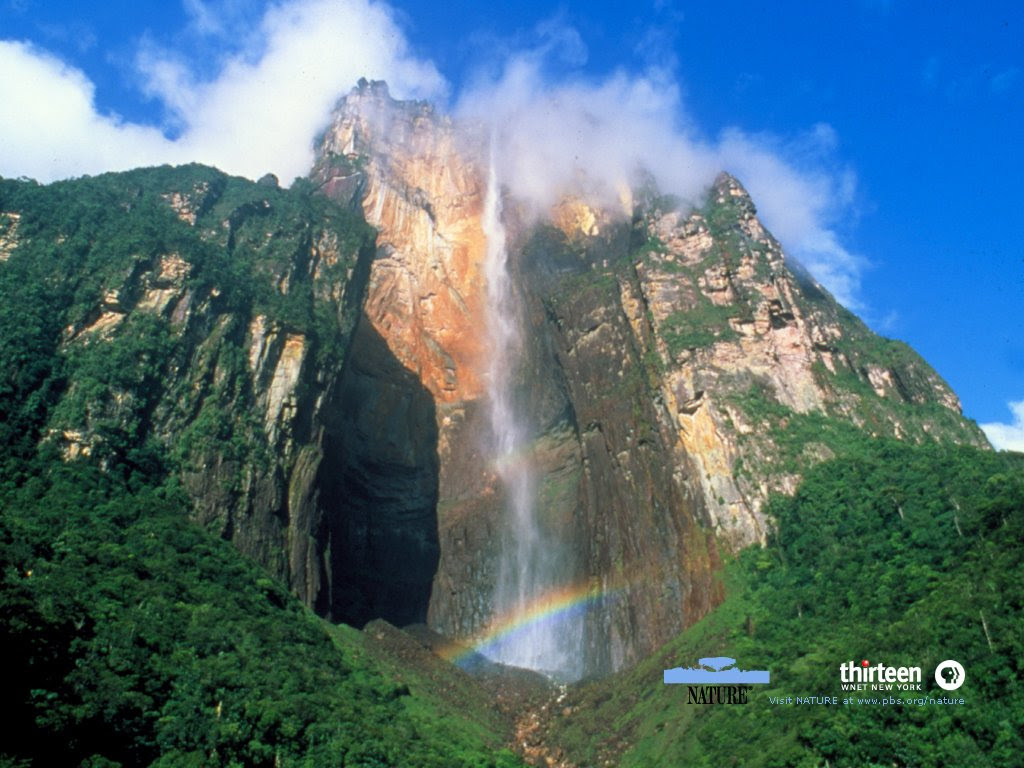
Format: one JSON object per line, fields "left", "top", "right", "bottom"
{"left": 456, "top": 38, "right": 864, "bottom": 307}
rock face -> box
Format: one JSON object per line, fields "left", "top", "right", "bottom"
{"left": 309, "top": 82, "right": 987, "bottom": 676}
{"left": 311, "top": 82, "right": 716, "bottom": 674}
{"left": 311, "top": 81, "right": 501, "bottom": 645}
{"left": 0, "top": 87, "right": 988, "bottom": 680}
{"left": 621, "top": 176, "right": 987, "bottom": 548}
{"left": 313, "top": 80, "right": 489, "bottom": 404}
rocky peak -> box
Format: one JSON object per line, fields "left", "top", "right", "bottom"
{"left": 303, "top": 83, "right": 987, "bottom": 677}
{"left": 710, "top": 171, "right": 753, "bottom": 203}
{"left": 313, "top": 81, "right": 489, "bottom": 404}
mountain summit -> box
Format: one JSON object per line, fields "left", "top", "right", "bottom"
{"left": 308, "top": 80, "right": 986, "bottom": 676}
{"left": 0, "top": 80, "right": 986, "bottom": 682}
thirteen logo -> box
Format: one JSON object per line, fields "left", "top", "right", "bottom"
{"left": 934, "top": 660, "right": 966, "bottom": 691}
{"left": 840, "top": 659, "right": 922, "bottom": 690}
{"left": 664, "top": 656, "right": 770, "bottom": 684}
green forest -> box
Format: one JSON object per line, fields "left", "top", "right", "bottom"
{"left": 0, "top": 463, "right": 523, "bottom": 767}
{"left": 547, "top": 439, "right": 1024, "bottom": 767}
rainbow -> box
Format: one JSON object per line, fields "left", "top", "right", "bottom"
{"left": 432, "top": 557, "right": 675, "bottom": 674}
{"left": 436, "top": 579, "right": 620, "bottom": 668}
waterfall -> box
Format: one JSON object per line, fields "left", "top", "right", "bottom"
{"left": 480, "top": 146, "right": 581, "bottom": 680}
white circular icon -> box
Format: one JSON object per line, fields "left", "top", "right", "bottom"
{"left": 934, "top": 660, "right": 965, "bottom": 691}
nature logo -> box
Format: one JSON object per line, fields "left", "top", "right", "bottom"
{"left": 664, "top": 657, "right": 771, "bottom": 685}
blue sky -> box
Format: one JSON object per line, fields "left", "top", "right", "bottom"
{"left": 1, "top": 0, "right": 1022, "bottom": 448}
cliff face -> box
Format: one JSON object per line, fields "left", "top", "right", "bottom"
{"left": 0, "top": 84, "right": 987, "bottom": 680}
{"left": 310, "top": 83, "right": 721, "bottom": 674}
{"left": 647, "top": 175, "right": 986, "bottom": 545}
{"left": 308, "top": 82, "right": 986, "bottom": 675}
{"left": 311, "top": 82, "right": 503, "bottom": 644}
{"left": 546, "top": 175, "right": 987, "bottom": 552}
{"left": 0, "top": 165, "right": 408, "bottom": 620}
{"left": 312, "top": 81, "right": 489, "bottom": 404}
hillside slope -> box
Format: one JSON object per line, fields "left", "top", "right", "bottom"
{"left": 540, "top": 439, "right": 1023, "bottom": 767}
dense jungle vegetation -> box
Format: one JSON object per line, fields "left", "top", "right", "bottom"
{"left": 549, "top": 438, "right": 1024, "bottom": 767}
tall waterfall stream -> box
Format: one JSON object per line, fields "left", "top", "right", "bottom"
{"left": 480, "top": 150, "right": 582, "bottom": 680}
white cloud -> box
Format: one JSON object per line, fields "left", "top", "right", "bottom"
{"left": 0, "top": 41, "right": 176, "bottom": 180}
{"left": 182, "top": 0, "right": 230, "bottom": 37}
{"left": 981, "top": 401, "right": 1024, "bottom": 452}
{"left": 458, "top": 57, "right": 715, "bottom": 214}
{"left": 456, "top": 37, "right": 865, "bottom": 307}
{"left": 138, "top": 0, "right": 446, "bottom": 181}
{"left": 0, "top": 0, "right": 445, "bottom": 184}
{"left": 1, "top": 5, "right": 864, "bottom": 306}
